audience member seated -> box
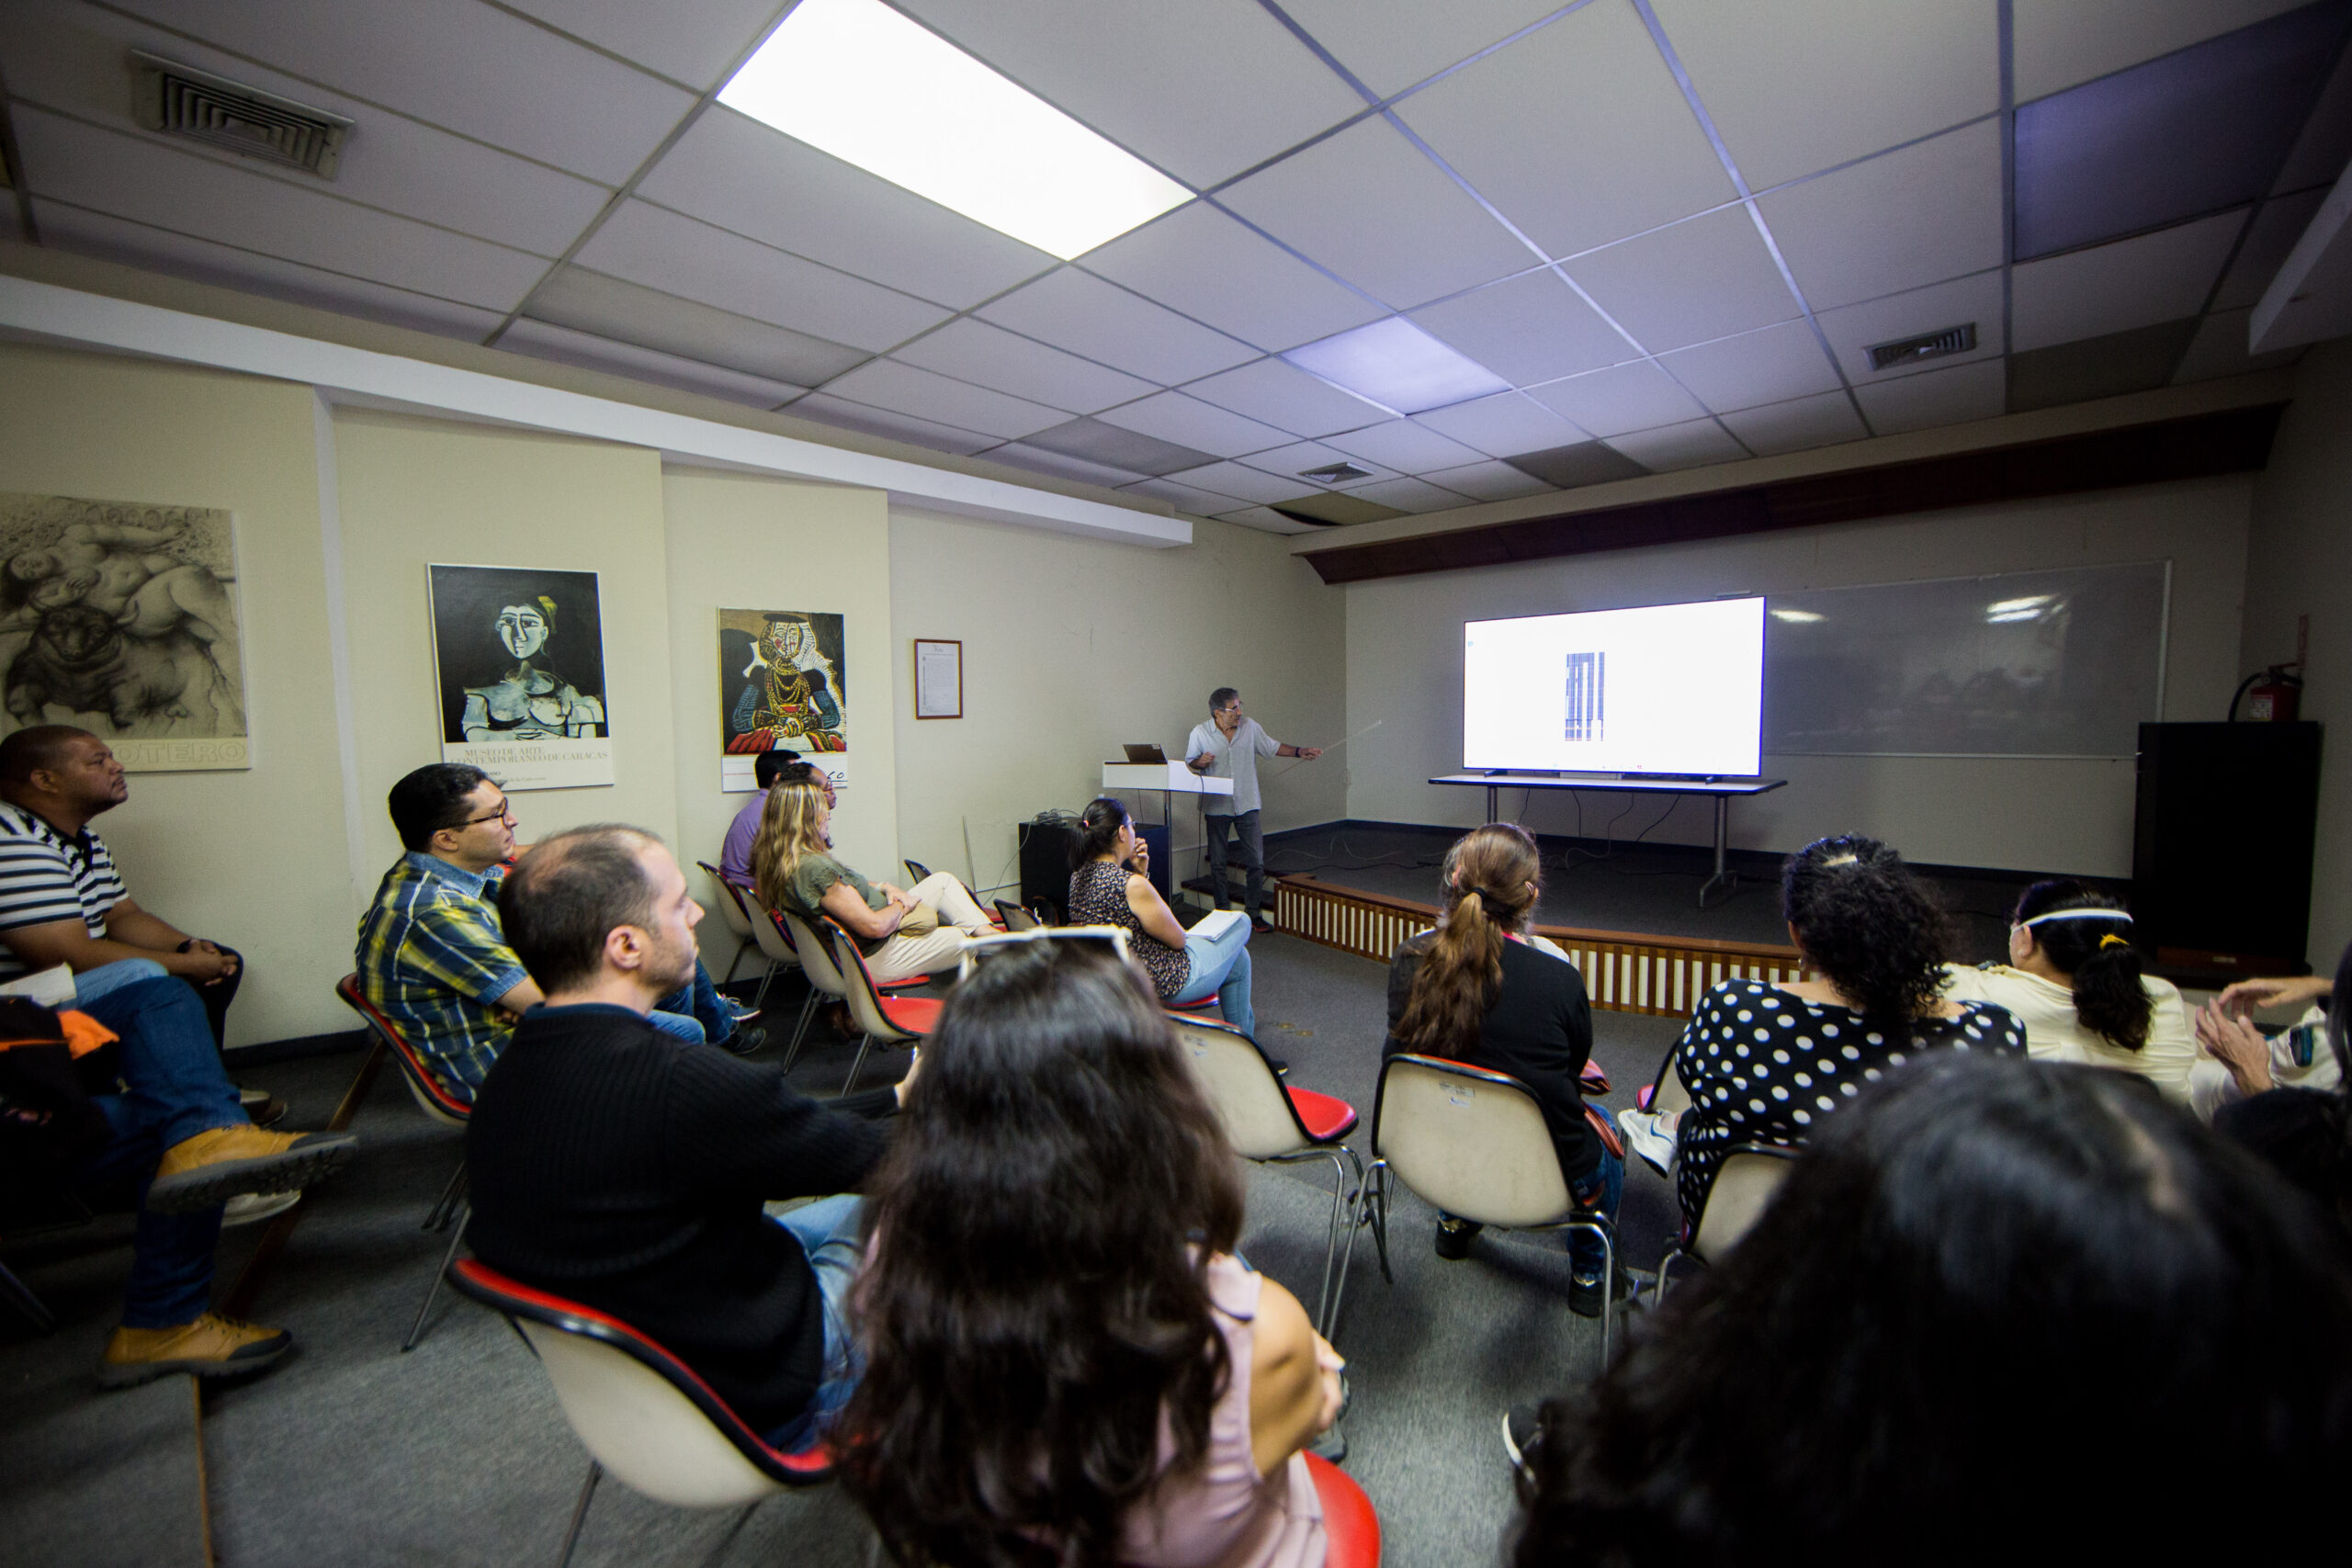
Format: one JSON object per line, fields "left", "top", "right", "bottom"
{"left": 1509, "top": 1052, "right": 2352, "bottom": 1567}
{"left": 718, "top": 749, "right": 820, "bottom": 886}
{"left": 2189, "top": 970, "right": 2340, "bottom": 1122}
{"left": 356, "top": 764, "right": 758, "bottom": 1105}
{"left": 1660, "top": 835, "right": 2023, "bottom": 1235}
{"left": 839, "top": 935, "right": 1340, "bottom": 1568}
{"left": 1942, "top": 881, "right": 2195, "bottom": 1102}
{"left": 465, "top": 825, "right": 910, "bottom": 1445}
{"left": 1383, "top": 823, "right": 1621, "bottom": 1313}
{"left": 1066, "top": 796, "right": 1257, "bottom": 1041}
{"left": 750, "top": 774, "right": 990, "bottom": 984}
{"left": 2200, "top": 941, "right": 2349, "bottom": 1229}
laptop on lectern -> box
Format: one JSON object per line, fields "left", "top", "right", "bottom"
{"left": 1121, "top": 743, "right": 1170, "bottom": 763}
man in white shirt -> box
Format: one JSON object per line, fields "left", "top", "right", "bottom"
{"left": 1184, "top": 688, "right": 1319, "bottom": 933}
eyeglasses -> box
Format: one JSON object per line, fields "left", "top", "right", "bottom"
{"left": 462, "top": 797, "right": 515, "bottom": 827}
{"left": 956, "top": 925, "right": 1133, "bottom": 983}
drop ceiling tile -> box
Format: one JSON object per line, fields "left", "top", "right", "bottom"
{"left": 1083, "top": 202, "right": 1385, "bottom": 350}
{"left": 1652, "top": 0, "right": 1998, "bottom": 189}
{"left": 1217, "top": 116, "right": 1533, "bottom": 310}
{"left": 1758, "top": 121, "right": 2005, "bottom": 310}
{"left": 1217, "top": 505, "right": 1319, "bottom": 536}
{"left": 2012, "top": 211, "right": 2245, "bottom": 350}
{"left": 32, "top": 200, "right": 508, "bottom": 341}
{"left": 495, "top": 0, "right": 780, "bottom": 90}
{"left": 1347, "top": 476, "right": 1476, "bottom": 514}
{"left": 14, "top": 107, "right": 545, "bottom": 310}
{"left": 528, "top": 267, "right": 870, "bottom": 385}
{"left": 1181, "top": 358, "right": 1392, "bottom": 437}
{"left": 1269, "top": 492, "right": 1408, "bottom": 526}
{"left": 1279, "top": 0, "right": 1568, "bottom": 97}
{"left": 1564, "top": 208, "right": 1801, "bottom": 355}
{"left": 2014, "top": 0, "right": 2312, "bottom": 102}
{"left": 788, "top": 392, "right": 999, "bottom": 456}
{"left": 0, "top": 3, "right": 611, "bottom": 257}
{"left": 1022, "top": 418, "right": 1217, "bottom": 477}
{"left": 1718, "top": 389, "right": 1867, "bottom": 456}
{"left": 890, "top": 0, "right": 1363, "bottom": 188}
{"left": 1120, "top": 477, "right": 1249, "bottom": 516}
{"left": 1414, "top": 390, "right": 1589, "bottom": 457}
{"left": 1816, "top": 269, "right": 2006, "bottom": 382}
{"left": 1656, "top": 320, "right": 1843, "bottom": 414}
{"left": 638, "top": 109, "right": 1055, "bottom": 309}
{"left": 1165, "top": 461, "right": 1324, "bottom": 506}
{"left": 891, "top": 319, "right": 1155, "bottom": 414}
{"left": 575, "top": 199, "right": 951, "bottom": 353}
{"left": 105, "top": 0, "right": 694, "bottom": 184}
{"left": 1396, "top": 0, "right": 1735, "bottom": 259}
{"left": 977, "top": 268, "right": 1257, "bottom": 383}
{"left": 1322, "top": 419, "right": 1489, "bottom": 473}
{"left": 496, "top": 318, "right": 805, "bottom": 408}
{"left": 1851, "top": 357, "right": 2007, "bottom": 434}
{"left": 1602, "top": 418, "right": 1747, "bottom": 472}
{"left": 2274, "top": 39, "right": 2352, "bottom": 193}
{"left": 1423, "top": 458, "right": 1557, "bottom": 502}
{"left": 2008, "top": 318, "right": 2200, "bottom": 411}
{"left": 1092, "top": 392, "right": 1295, "bottom": 459}
{"left": 1525, "top": 361, "right": 1706, "bottom": 438}
{"left": 981, "top": 443, "right": 1148, "bottom": 490}
{"left": 821, "top": 359, "right": 1068, "bottom": 440}
{"left": 2215, "top": 189, "right": 2330, "bottom": 310}
{"left": 1505, "top": 441, "right": 1651, "bottom": 489}
{"left": 2172, "top": 306, "right": 2308, "bottom": 383}
{"left": 1239, "top": 442, "right": 1399, "bottom": 490}
{"left": 1408, "top": 269, "right": 1634, "bottom": 387}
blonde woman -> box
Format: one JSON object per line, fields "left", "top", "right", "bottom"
{"left": 750, "top": 778, "right": 989, "bottom": 983}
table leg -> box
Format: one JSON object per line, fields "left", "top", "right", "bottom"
{"left": 1698, "top": 795, "right": 1736, "bottom": 909}
{"left": 1486, "top": 784, "right": 1498, "bottom": 824}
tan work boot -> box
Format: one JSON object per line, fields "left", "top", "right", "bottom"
{"left": 147, "top": 1125, "right": 358, "bottom": 1214}
{"left": 97, "top": 1313, "right": 291, "bottom": 1389}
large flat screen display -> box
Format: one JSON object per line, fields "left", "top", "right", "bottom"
{"left": 1463, "top": 598, "right": 1765, "bottom": 776}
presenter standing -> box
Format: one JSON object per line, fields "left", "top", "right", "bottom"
{"left": 1185, "top": 688, "right": 1319, "bottom": 933}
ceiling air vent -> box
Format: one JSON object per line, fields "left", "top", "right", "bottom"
{"left": 1865, "top": 322, "right": 1976, "bottom": 372}
{"left": 132, "top": 51, "right": 352, "bottom": 178}
{"left": 1299, "top": 461, "right": 1373, "bottom": 484}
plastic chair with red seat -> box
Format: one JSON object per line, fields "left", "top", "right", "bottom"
{"left": 446, "top": 1257, "right": 833, "bottom": 1568}
{"left": 1306, "top": 1450, "right": 1383, "bottom": 1568}
{"left": 819, "top": 916, "right": 943, "bottom": 1097}
{"left": 693, "top": 860, "right": 763, "bottom": 990}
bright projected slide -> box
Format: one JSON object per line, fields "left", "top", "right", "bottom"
{"left": 1463, "top": 598, "right": 1765, "bottom": 776}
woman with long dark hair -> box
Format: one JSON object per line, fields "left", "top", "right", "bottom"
{"left": 1943, "top": 880, "right": 2196, "bottom": 1100}
{"left": 1382, "top": 824, "right": 1622, "bottom": 1314}
{"left": 838, "top": 938, "right": 1340, "bottom": 1568}
{"left": 1066, "top": 795, "right": 1255, "bottom": 1039}
{"left": 1510, "top": 1052, "right": 2352, "bottom": 1567}
{"left": 1661, "top": 835, "right": 2024, "bottom": 1233}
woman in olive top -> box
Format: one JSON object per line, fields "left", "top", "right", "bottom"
{"left": 750, "top": 777, "right": 990, "bottom": 983}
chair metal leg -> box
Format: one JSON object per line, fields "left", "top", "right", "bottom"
{"left": 1366, "top": 1161, "right": 1394, "bottom": 1285}
{"left": 556, "top": 1461, "right": 602, "bottom": 1568}
{"left": 841, "top": 1033, "right": 874, "bottom": 1096}
{"left": 1566, "top": 1216, "right": 1616, "bottom": 1367}
{"left": 423, "top": 1160, "right": 469, "bottom": 1233}
{"left": 750, "top": 958, "right": 784, "bottom": 1011}
{"left": 403, "top": 1203, "right": 470, "bottom": 1352}
{"left": 723, "top": 937, "right": 754, "bottom": 986}
{"left": 782, "top": 989, "right": 820, "bottom": 1072}
{"left": 0, "top": 1259, "right": 55, "bottom": 1334}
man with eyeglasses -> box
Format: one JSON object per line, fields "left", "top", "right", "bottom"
{"left": 1184, "top": 687, "right": 1320, "bottom": 934}
{"left": 358, "top": 765, "right": 761, "bottom": 1107}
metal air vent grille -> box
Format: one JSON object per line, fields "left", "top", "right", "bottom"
{"left": 1300, "top": 461, "right": 1374, "bottom": 483}
{"left": 132, "top": 51, "right": 352, "bottom": 178}
{"left": 1866, "top": 322, "right": 1976, "bottom": 371}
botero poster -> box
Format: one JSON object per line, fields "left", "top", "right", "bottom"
{"left": 427, "top": 564, "right": 612, "bottom": 791}
{"left": 718, "top": 609, "right": 847, "bottom": 791}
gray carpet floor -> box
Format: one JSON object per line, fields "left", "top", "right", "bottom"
{"left": 2, "top": 931, "right": 1688, "bottom": 1567}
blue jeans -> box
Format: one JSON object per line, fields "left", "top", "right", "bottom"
{"left": 69, "top": 975, "right": 250, "bottom": 1327}
{"left": 1170, "top": 919, "right": 1254, "bottom": 1040}
{"left": 648, "top": 956, "right": 736, "bottom": 1045}
{"left": 760, "top": 1194, "right": 866, "bottom": 1451}
{"left": 1566, "top": 1147, "right": 1625, "bottom": 1284}
{"left": 72, "top": 957, "right": 171, "bottom": 1007}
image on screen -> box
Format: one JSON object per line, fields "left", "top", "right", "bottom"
{"left": 1464, "top": 599, "right": 1764, "bottom": 776}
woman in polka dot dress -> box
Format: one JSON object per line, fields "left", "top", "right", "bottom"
{"left": 1670, "top": 835, "right": 2025, "bottom": 1232}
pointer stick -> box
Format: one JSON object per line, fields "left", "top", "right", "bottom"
{"left": 1267, "top": 717, "right": 1383, "bottom": 779}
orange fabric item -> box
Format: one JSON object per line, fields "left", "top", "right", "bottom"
{"left": 0, "top": 1009, "right": 117, "bottom": 1056}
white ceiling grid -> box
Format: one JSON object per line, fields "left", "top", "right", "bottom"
{"left": 0, "top": 0, "right": 2341, "bottom": 537}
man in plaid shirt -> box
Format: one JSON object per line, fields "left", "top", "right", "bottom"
{"left": 357, "top": 765, "right": 761, "bottom": 1104}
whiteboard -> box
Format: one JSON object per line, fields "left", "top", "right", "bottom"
{"left": 1762, "top": 562, "right": 2168, "bottom": 758}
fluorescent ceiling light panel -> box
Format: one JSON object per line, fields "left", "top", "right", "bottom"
{"left": 1282, "top": 317, "right": 1510, "bottom": 415}
{"left": 1769, "top": 608, "right": 1824, "bottom": 623}
{"left": 718, "top": 0, "right": 1192, "bottom": 260}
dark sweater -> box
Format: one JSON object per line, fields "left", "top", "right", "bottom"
{"left": 465, "top": 1002, "right": 898, "bottom": 1433}
{"left": 1384, "top": 934, "right": 1600, "bottom": 1180}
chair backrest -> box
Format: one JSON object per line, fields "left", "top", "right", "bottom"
{"left": 903, "top": 859, "right": 932, "bottom": 884}
{"left": 1374, "top": 1054, "right": 1570, "bottom": 1229}
{"left": 334, "top": 974, "right": 469, "bottom": 1126}
{"left": 993, "top": 899, "right": 1040, "bottom": 932}
{"left": 821, "top": 918, "right": 914, "bottom": 1042}
{"left": 447, "top": 1258, "right": 830, "bottom": 1505}
{"left": 1690, "top": 1145, "right": 1797, "bottom": 1263}
{"left": 1305, "top": 1451, "right": 1381, "bottom": 1568}
{"left": 775, "top": 908, "right": 845, "bottom": 998}
{"left": 1169, "top": 1013, "right": 1310, "bottom": 1160}
{"left": 1645, "top": 1053, "right": 1694, "bottom": 1117}
{"left": 696, "top": 861, "right": 755, "bottom": 942}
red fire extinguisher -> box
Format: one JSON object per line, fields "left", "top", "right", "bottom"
{"left": 2232, "top": 663, "right": 2303, "bottom": 722}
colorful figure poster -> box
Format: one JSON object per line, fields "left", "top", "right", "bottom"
{"left": 0, "top": 492, "right": 249, "bottom": 771}
{"left": 718, "top": 609, "right": 847, "bottom": 790}
{"left": 427, "top": 564, "right": 612, "bottom": 791}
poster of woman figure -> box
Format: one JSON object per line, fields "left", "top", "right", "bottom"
{"left": 718, "top": 609, "right": 848, "bottom": 790}
{"left": 427, "top": 564, "right": 612, "bottom": 790}
{"left": 0, "top": 492, "right": 249, "bottom": 771}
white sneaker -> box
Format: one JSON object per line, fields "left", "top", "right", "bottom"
{"left": 1616, "top": 1108, "right": 1678, "bottom": 1177}
{"left": 221, "top": 1190, "right": 301, "bottom": 1227}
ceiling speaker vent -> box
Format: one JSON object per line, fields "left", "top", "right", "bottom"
{"left": 1866, "top": 322, "right": 1976, "bottom": 371}
{"left": 132, "top": 51, "right": 352, "bottom": 178}
{"left": 1299, "top": 461, "right": 1373, "bottom": 483}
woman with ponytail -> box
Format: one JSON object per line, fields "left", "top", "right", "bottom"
{"left": 1382, "top": 824, "right": 1621, "bottom": 1315}
{"left": 1943, "top": 881, "right": 2196, "bottom": 1101}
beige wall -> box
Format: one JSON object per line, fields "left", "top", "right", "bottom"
{"left": 1345, "top": 478, "right": 2255, "bottom": 878}
{"left": 2245, "top": 340, "right": 2352, "bottom": 967}
{"left": 888, "top": 505, "right": 1347, "bottom": 901}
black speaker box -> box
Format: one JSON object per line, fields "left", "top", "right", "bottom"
{"left": 2132, "top": 721, "right": 2321, "bottom": 976}
{"left": 1018, "top": 818, "right": 1078, "bottom": 923}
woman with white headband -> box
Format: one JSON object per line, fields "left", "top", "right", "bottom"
{"left": 1944, "top": 881, "right": 2197, "bottom": 1103}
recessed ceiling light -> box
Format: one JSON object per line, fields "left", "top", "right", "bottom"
{"left": 1769, "top": 608, "right": 1824, "bottom": 623}
{"left": 718, "top": 0, "right": 1192, "bottom": 259}
{"left": 1986, "top": 595, "right": 2052, "bottom": 615}
{"left": 1282, "top": 318, "right": 1510, "bottom": 415}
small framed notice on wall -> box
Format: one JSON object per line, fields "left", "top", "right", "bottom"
{"left": 913, "top": 638, "right": 962, "bottom": 719}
